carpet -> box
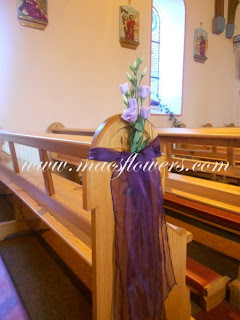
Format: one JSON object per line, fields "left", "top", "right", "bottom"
{"left": 194, "top": 300, "right": 240, "bottom": 320}
{"left": 0, "top": 255, "right": 29, "bottom": 320}
{"left": 0, "top": 195, "right": 14, "bottom": 223}
{"left": 0, "top": 234, "right": 92, "bottom": 320}
{"left": 188, "top": 241, "right": 239, "bottom": 280}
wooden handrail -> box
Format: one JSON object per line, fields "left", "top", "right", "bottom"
{"left": 157, "top": 128, "right": 240, "bottom": 147}
{"left": 48, "top": 123, "right": 240, "bottom": 142}
{"left": 157, "top": 127, "right": 240, "bottom": 138}
{"left": 51, "top": 128, "right": 95, "bottom": 136}
{"left": 0, "top": 131, "right": 91, "bottom": 159}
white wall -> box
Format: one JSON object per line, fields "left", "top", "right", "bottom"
{"left": 151, "top": 0, "right": 240, "bottom": 128}
{"left": 0, "top": 0, "right": 152, "bottom": 132}
{"left": 0, "top": 0, "right": 239, "bottom": 131}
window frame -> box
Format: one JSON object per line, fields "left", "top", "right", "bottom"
{"left": 149, "top": 0, "right": 186, "bottom": 117}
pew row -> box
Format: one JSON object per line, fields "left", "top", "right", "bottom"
{"left": 0, "top": 115, "right": 192, "bottom": 320}
{"left": 46, "top": 123, "right": 240, "bottom": 260}
{"left": 157, "top": 128, "right": 240, "bottom": 261}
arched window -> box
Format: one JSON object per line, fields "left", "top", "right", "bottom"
{"left": 151, "top": 7, "right": 161, "bottom": 103}
{"left": 151, "top": 0, "right": 185, "bottom": 115}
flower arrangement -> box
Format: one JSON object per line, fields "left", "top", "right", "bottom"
{"left": 120, "top": 57, "right": 151, "bottom": 153}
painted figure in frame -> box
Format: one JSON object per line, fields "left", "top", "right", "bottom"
{"left": 18, "top": 0, "right": 48, "bottom": 30}
{"left": 120, "top": 6, "right": 139, "bottom": 47}
{"left": 193, "top": 28, "right": 208, "bottom": 63}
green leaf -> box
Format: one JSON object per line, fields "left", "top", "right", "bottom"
{"left": 131, "top": 130, "right": 141, "bottom": 153}
{"left": 130, "top": 88, "right": 135, "bottom": 98}
{"left": 129, "top": 65, "right": 135, "bottom": 72}
{"left": 134, "top": 116, "right": 144, "bottom": 133}
{"left": 141, "top": 67, "right": 147, "bottom": 78}
{"left": 140, "top": 137, "right": 150, "bottom": 151}
{"left": 122, "top": 94, "right": 128, "bottom": 106}
{"left": 133, "top": 60, "right": 137, "bottom": 69}
{"left": 126, "top": 72, "right": 132, "bottom": 81}
{"left": 136, "top": 135, "right": 144, "bottom": 152}
{"left": 128, "top": 128, "right": 135, "bottom": 146}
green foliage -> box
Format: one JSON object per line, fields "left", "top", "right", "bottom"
{"left": 159, "top": 104, "right": 181, "bottom": 128}
{"left": 122, "top": 94, "right": 128, "bottom": 106}
{"left": 125, "top": 57, "right": 150, "bottom": 153}
{"left": 134, "top": 116, "right": 144, "bottom": 132}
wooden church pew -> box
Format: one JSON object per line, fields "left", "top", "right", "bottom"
{"left": 46, "top": 123, "right": 240, "bottom": 259}
{"left": 157, "top": 127, "right": 240, "bottom": 261}
{"left": 0, "top": 115, "right": 192, "bottom": 320}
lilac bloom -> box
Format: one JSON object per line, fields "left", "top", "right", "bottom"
{"left": 121, "top": 106, "right": 138, "bottom": 123}
{"left": 128, "top": 98, "right": 138, "bottom": 109}
{"left": 140, "top": 106, "right": 151, "bottom": 120}
{"left": 138, "top": 86, "right": 151, "bottom": 99}
{"left": 119, "top": 83, "right": 130, "bottom": 95}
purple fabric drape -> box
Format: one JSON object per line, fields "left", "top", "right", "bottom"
{"left": 89, "top": 137, "right": 176, "bottom": 320}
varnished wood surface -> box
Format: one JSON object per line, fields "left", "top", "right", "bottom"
{"left": 164, "top": 193, "right": 240, "bottom": 233}
{"left": 166, "top": 173, "right": 240, "bottom": 215}
{"left": 0, "top": 169, "right": 92, "bottom": 266}
{"left": 47, "top": 124, "right": 240, "bottom": 140}
{"left": 157, "top": 127, "right": 240, "bottom": 139}
{"left": 0, "top": 116, "right": 192, "bottom": 320}
{"left": 0, "top": 131, "right": 92, "bottom": 159}
{"left": 215, "top": 0, "right": 224, "bottom": 17}
{"left": 52, "top": 128, "right": 95, "bottom": 137}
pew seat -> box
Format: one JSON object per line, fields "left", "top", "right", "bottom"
{"left": 186, "top": 257, "right": 230, "bottom": 311}
{"left": 0, "top": 155, "right": 92, "bottom": 265}
{"left": 164, "top": 193, "right": 240, "bottom": 233}
{"left": 0, "top": 255, "right": 29, "bottom": 320}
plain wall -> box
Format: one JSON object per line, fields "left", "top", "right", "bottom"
{"left": 0, "top": 0, "right": 239, "bottom": 132}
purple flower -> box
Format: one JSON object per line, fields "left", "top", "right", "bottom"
{"left": 140, "top": 106, "right": 151, "bottom": 120}
{"left": 128, "top": 98, "right": 138, "bottom": 109}
{"left": 119, "top": 83, "right": 130, "bottom": 95}
{"left": 138, "top": 86, "right": 151, "bottom": 99}
{"left": 121, "top": 106, "right": 138, "bottom": 123}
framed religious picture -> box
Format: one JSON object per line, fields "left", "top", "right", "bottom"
{"left": 119, "top": 6, "right": 139, "bottom": 50}
{"left": 193, "top": 28, "right": 208, "bottom": 63}
{"left": 18, "top": 0, "right": 48, "bottom": 31}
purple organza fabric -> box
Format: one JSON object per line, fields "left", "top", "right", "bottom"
{"left": 89, "top": 137, "right": 176, "bottom": 320}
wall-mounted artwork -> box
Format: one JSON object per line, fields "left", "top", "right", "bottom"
{"left": 233, "top": 35, "right": 240, "bottom": 79}
{"left": 18, "top": 0, "right": 48, "bottom": 31}
{"left": 193, "top": 28, "right": 208, "bottom": 63}
{"left": 119, "top": 6, "right": 139, "bottom": 50}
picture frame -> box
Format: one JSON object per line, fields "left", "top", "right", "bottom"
{"left": 18, "top": 0, "right": 48, "bottom": 31}
{"left": 193, "top": 28, "right": 208, "bottom": 63}
{"left": 119, "top": 6, "right": 140, "bottom": 50}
